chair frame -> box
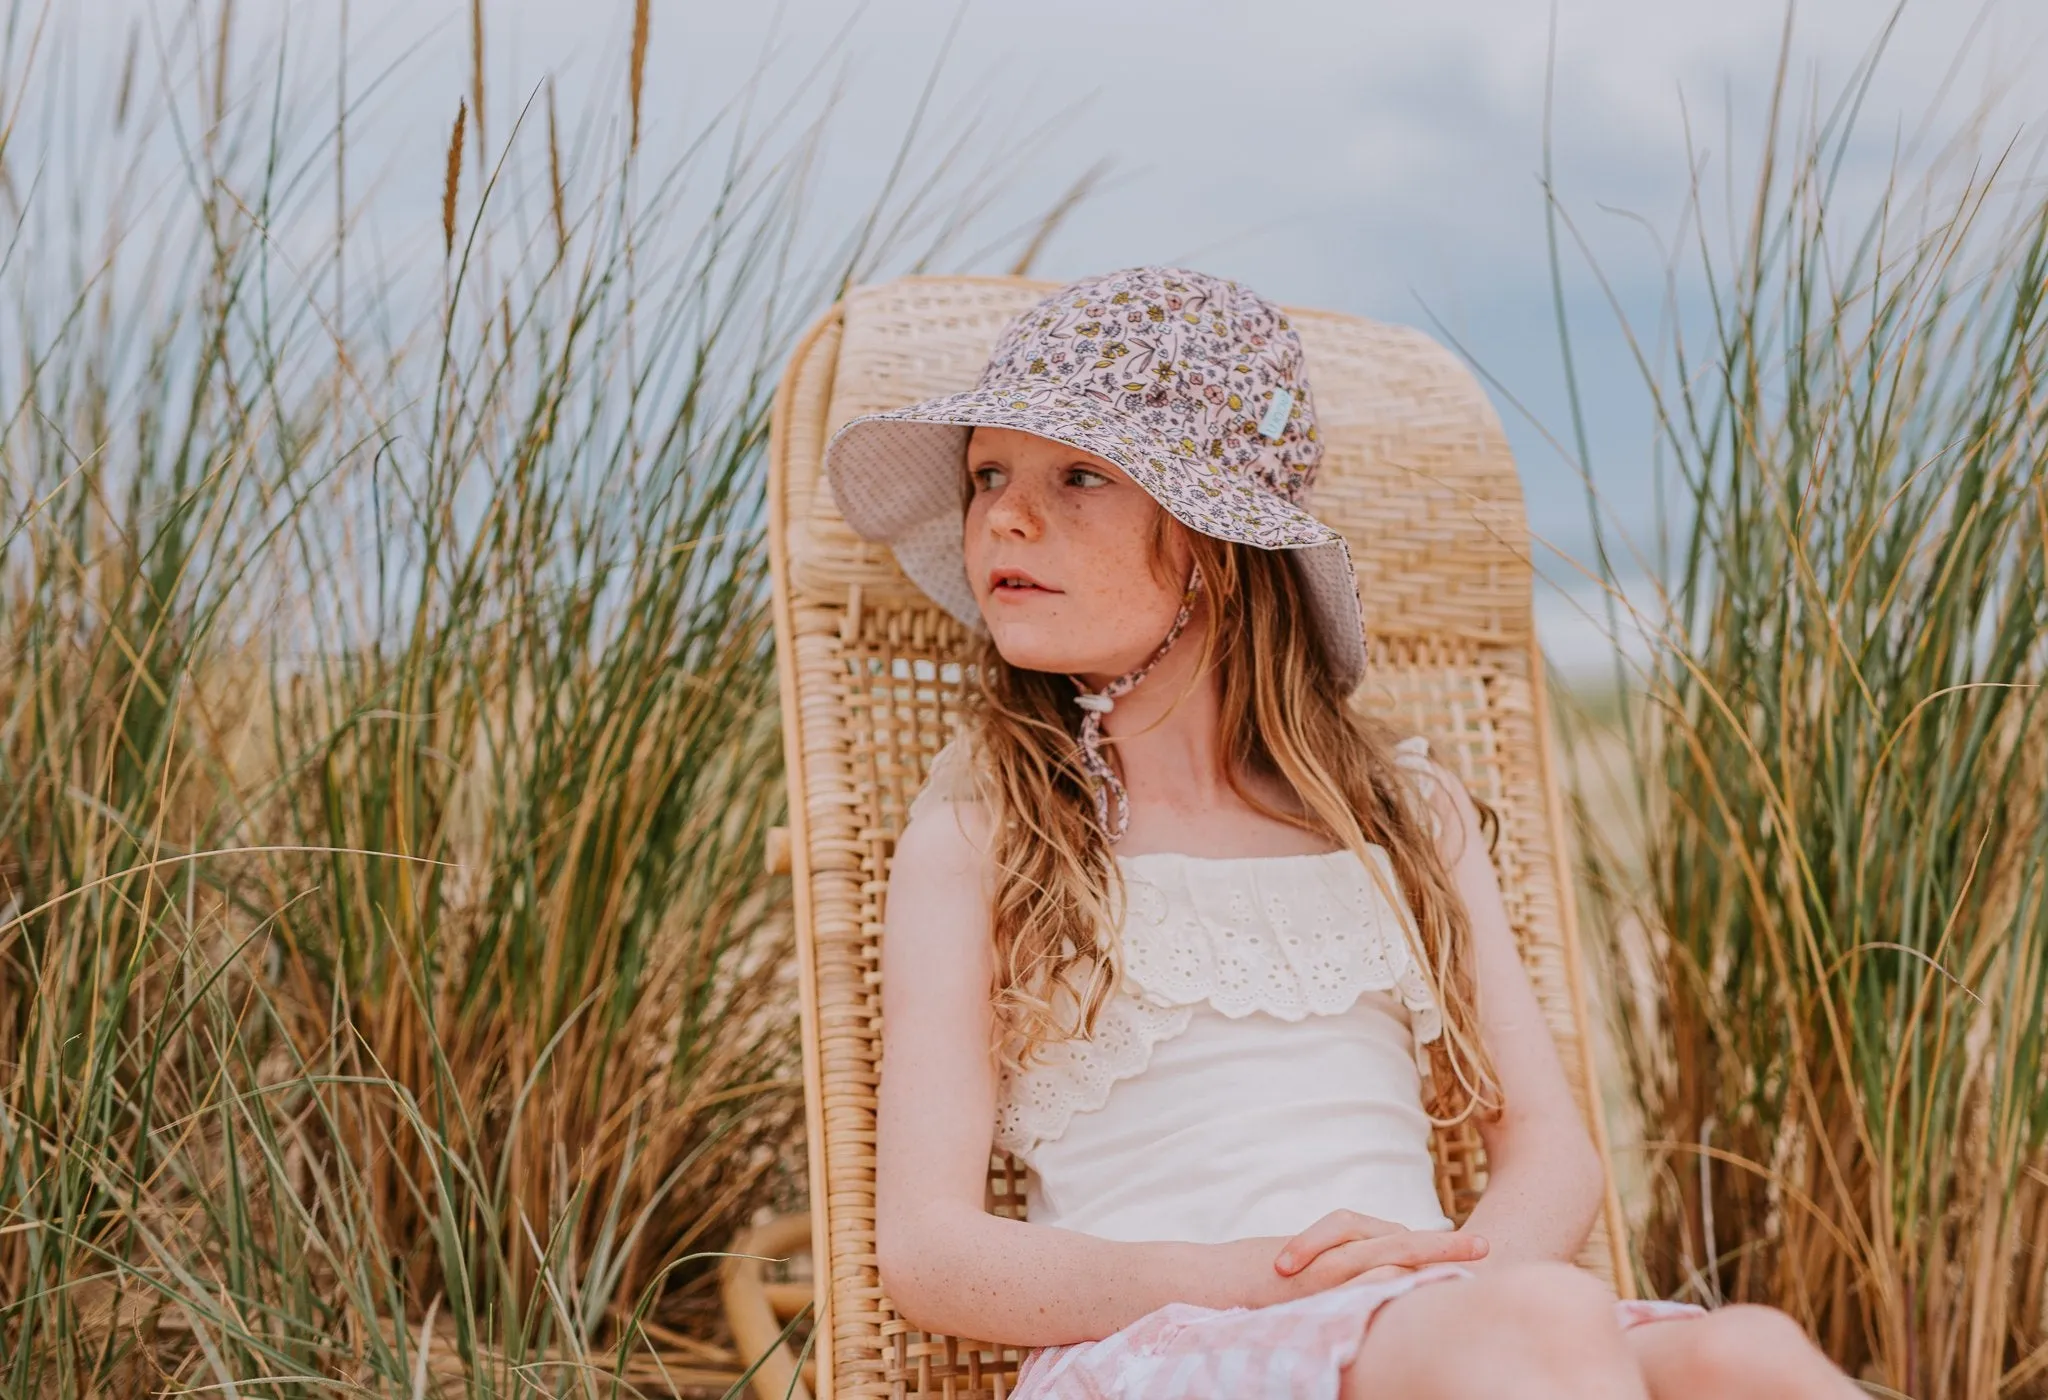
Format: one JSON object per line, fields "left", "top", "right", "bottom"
{"left": 766, "top": 276, "right": 1632, "bottom": 1399}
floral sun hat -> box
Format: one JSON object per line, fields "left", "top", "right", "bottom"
{"left": 822, "top": 265, "right": 1368, "bottom": 838}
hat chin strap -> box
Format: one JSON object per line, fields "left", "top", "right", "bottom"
{"left": 1069, "top": 560, "right": 1205, "bottom": 843}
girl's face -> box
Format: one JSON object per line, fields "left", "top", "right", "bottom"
{"left": 961, "top": 426, "right": 1196, "bottom": 682}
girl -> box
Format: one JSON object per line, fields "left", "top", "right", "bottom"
{"left": 822, "top": 267, "right": 1861, "bottom": 1399}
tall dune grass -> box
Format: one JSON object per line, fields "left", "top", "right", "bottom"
{"left": 0, "top": 3, "right": 1067, "bottom": 1394}
{"left": 1559, "top": 28, "right": 2048, "bottom": 1399}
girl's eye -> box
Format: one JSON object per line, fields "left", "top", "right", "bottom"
{"left": 968, "top": 463, "right": 1106, "bottom": 491}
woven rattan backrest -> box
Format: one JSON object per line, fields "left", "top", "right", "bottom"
{"left": 767, "top": 275, "right": 1628, "bottom": 1399}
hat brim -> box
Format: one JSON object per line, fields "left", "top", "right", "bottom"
{"left": 822, "top": 385, "right": 1368, "bottom": 689}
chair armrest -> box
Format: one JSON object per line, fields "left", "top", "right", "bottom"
{"left": 720, "top": 1211, "right": 816, "bottom": 1400}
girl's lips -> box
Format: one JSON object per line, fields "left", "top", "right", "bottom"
{"left": 988, "top": 569, "right": 1059, "bottom": 595}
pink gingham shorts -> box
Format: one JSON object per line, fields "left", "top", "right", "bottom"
{"left": 1009, "top": 1262, "right": 1709, "bottom": 1399}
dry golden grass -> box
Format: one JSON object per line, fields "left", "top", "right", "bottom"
{"left": 0, "top": 4, "right": 1050, "bottom": 1394}
{"left": 1548, "top": 51, "right": 2048, "bottom": 1384}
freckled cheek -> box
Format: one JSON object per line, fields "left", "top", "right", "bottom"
{"left": 1065, "top": 530, "right": 1161, "bottom": 606}
{"left": 960, "top": 499, "right": 998, "bottom": 578}
{"left": 960, "top": 501, "right": 984, "bottom": 555}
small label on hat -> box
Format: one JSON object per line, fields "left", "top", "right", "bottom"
{"left": 1257, "top": 388, "right": 1294, "bottom": 438}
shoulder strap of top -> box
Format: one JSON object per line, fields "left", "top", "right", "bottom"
{"left": 907, "top": 734, "right": 982, "bottom": 826}
{"left": 1389, "top": 733, "right": 1445, "bottom": 842}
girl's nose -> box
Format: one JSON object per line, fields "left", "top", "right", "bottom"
{"left": 984, "top": 477, "right": 1045, "bottom": 538}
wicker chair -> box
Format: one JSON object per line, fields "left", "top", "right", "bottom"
{"left": 756, "top": 274, "right": 1631, "bottom": 1400}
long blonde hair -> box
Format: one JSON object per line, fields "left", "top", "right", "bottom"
{"left": 961, "top": 523, "right": 1505, "bottom": 1130}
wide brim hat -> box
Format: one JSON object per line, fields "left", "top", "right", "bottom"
{"left": 821, "top": 266, "right": 1369, "bottom": 690}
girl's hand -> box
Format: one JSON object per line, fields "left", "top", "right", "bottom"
{"left": 1224, "top": 1212, "right": 1488, "bottom": 1309}
{"left": 1274, "top": 1209, "right": 1486, "bottom": 1278}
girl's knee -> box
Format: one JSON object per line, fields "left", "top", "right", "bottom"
{"left": 1344, "top": 1264, "right": 1642, "bottom": 1400}
{"left": 1425, "top": 1262, "right": 1627, "bottom": 1369}
{"left": 1662, "top": 1304, "right": 1841, "bottom": 1394}
{"left": 1472, "top": 1260, "right": 1623, "bottom": 1332}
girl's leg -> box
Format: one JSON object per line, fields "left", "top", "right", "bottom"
{"left": 1625, "top": 1303, "right": 1865, "bottom": 1399}
{"left": 1338, "top": 1260, "right": 1649, "bottom": 1400}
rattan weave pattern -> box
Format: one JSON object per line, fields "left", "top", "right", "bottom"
{"left": 766, "top": 275, "right": 1628, "bottom": 1399}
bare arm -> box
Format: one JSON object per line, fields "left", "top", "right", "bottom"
{"left": 872, "top": 798, "right": 1237, "bottom": 1345}
{"left": 872, "top": 795, "right": 1477, "bottom": 1345}
{"left": 1416, "top": 758, "right": 1608, "bottom": 1270}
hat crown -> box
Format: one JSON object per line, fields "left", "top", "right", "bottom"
{"left": 977, "top": 266, "right": 1321, "bottom": 503}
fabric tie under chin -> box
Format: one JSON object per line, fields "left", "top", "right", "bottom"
{"left": 1068, "top": 561, "right": 1204, "bottom": 842}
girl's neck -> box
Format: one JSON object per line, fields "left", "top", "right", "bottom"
{"left": 1074, "top": 600, "right": 1324, "bottom": 858}
{"left": 1103, "top": 675, "right": 1232, "bottom": 813}
{"left": 1078, "top": 599, "right": 1232, "bottom": 812}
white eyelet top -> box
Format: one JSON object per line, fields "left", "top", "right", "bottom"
{"left": 904, "top": 734, "right": 1454, "bottom": 1243}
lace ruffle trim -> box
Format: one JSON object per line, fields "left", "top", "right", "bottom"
{"left": 994, "top": 736, "right": 1447, "bottom": 1158}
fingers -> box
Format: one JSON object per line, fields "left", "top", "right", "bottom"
{"left": 1327, "top": 1229, "right": 1488, "bottom": 1279}
{"left": 1352, "top": 1262, "right": 1417, "bottom": 1285}
{"left": 1272, "top": 1210, "right": 1408, "bottom": 1275}
{"left": 1372, "top": 1229, "right": 1488, "bottom": 1270}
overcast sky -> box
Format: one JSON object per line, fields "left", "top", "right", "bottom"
{"left": 46, "top": 0, "right": 2048, "bottom": 673}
